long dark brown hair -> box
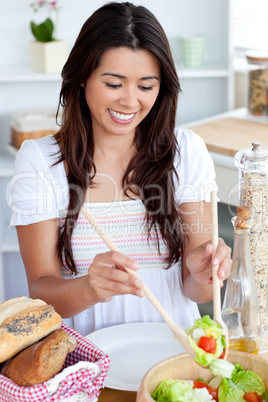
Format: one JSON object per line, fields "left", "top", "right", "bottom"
{"left": 55, "top": 1, "right": 184, "bottom": 273}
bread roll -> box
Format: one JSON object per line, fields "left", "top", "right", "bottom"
{"left": 2, "top": 329, "right": 77, "bottom": 387}
{"left": 0, "top": 296, "right": 47, "bottom": 325}
{"left": 0, "top": 298, "right": 62, "bottom": 363}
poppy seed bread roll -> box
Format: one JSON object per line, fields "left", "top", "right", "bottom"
{"left": 0, "top": 297, "right": 62, "bottom": 363}
{"left": 1, "top": 329, "right": 77, "bottom": 387}
{"left": 0, "top": 296, "right": 47, "bottom": 325}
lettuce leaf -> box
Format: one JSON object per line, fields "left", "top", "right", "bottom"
{"left": 231, "top": 364, "right": 265, "bottom": 394}
{"left": 217, "top": 364, "right": 265, "bottom": 401}
{"left": 151, "top": 379, "right": 214, "bottom": 401}
{"left": 218, "top": 377, "right": 245, "bottom": 402}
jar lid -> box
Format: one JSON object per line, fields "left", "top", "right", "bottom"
{"left": 246, "top": 50, "right": 268, "bottom": 64}
{"left": 234, "top": 142, "right": 268, "bottom": 172}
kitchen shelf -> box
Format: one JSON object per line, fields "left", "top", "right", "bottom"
{"left": 0, "top": 65, "right": 61, "bottom": 83}
{"left": 175, "top": 60, "right": 230, "bottom": 78}
{"left": 0, "top": 60, "right": 230, "bottom": 83}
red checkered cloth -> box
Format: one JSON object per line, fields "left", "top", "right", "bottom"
{"left": 0, "top": 323, "right": 110, "bottom": 401}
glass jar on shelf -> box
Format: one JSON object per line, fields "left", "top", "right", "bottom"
{"left": 222, "top": 207, "right": 262, "bottom": 354}
{"left": 246, "top": 50, "right": 268, "bottom": 119}
{"left": 234, "top": 142, "right": 268, "bottom": 334}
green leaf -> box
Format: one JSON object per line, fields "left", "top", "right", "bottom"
{"left": 30, "top": 18, "right": 54, "bottom": 42}
{"left": 231, "top": 364, "right": 265, "bottom": 395}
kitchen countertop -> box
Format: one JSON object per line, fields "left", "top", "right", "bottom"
{"left": 188, "top": 116, "right": 268, "bottom": 157}
{"left": 184, "top": 107, "right": 268, "bottom": 206}
{"left": 185, "top": 107, "right": 268, "bottom": 168}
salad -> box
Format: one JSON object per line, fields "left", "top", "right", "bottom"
{"left": 185, "top": 315, "right": 228, "bottom": 374}
{"left": 152, "top": 316, "right": 267, "bottom": 401}
{"left": 151, "top": 363, "right": 268, "bottom": 401}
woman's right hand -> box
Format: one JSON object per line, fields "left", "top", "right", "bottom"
{"left": 87, "top": 251, "right": 144, "bottom": 302}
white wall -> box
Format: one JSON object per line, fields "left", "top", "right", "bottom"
{"left": 1, "top": 0, "right": 224, "bottom": 68}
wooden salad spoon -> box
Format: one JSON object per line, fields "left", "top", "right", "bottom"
{"left": 81, "top": 206, "right": 197, "bottom": 360}
{"left": 211, "top": 190, "right": 229, "bottom": 360}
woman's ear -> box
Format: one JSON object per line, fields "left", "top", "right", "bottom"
{"left": 80, "top": 83, "right": 85, "bottom": 87}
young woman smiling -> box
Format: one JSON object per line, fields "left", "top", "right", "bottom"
{"left": 8, "top": 2, "right": 231, "bottom": 336}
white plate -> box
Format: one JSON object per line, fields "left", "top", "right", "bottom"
{"left": 86, "top": 322, "right": 185, "bottom": 391}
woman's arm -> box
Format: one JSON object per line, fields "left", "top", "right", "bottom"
{"left": 179, "top": 201, "right": 232, "bottom": 303}
{"left": 16, "top": 219, "right": 143, "bottom": 318}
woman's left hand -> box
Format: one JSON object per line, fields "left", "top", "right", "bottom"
{"left": 185, "top": 238, "right": 232, "bottom": 287}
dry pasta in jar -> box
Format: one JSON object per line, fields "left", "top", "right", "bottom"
{"left": 246, "top": 51, "right": 268, "bottom": 118}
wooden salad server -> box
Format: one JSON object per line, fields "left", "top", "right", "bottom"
{"left": 81, "top": 206, "right": 197, "bottom": 360}
{"left": 211, "top": 190, "right": 229, "bottom": 360}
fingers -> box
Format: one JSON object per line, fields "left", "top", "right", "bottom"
{"left": 106, "top": 250, "right": 140, "bottom": 271}
{"left": 88, "top": 251, "right": 144, "bottom": 302}
{"left": 187, "top": 238, "right": 232, "bottom": 286}
{"left": 210, "top": 238, "right": 232, "bottom": 281}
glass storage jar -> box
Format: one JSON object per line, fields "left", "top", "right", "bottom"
{"left": 246, "top": 51, "right": 268, "bottom": 118}
{"left": 234, "top": 142, "right": 268, "bottom": 333}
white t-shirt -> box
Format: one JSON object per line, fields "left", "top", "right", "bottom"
{"left": 8, "top": 128, "right": 217, "bottom": 335}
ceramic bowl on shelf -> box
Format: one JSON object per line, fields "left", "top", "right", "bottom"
{"left": 136, "top": 351, "right": 268, "bottom": 401}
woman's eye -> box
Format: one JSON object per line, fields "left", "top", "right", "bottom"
{"left": 139, "top": 86, "right": 153, "bottom": 91}
{"left": 105, "top": 83, "right": 121, "bottom": 89}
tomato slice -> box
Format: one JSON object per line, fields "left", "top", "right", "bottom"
{"left": 193, "top": 381, "right": 218, "bottom": 401}
{"left": 219, "top": 351, "right": 225, "bottom": 359}
{"left": 197, "top": 336, "right": 217, "bottom": 354}
{"left": 243, "top": 391, "right": 263, "bottom": 402}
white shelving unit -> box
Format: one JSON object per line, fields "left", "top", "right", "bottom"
{"left": 0, "top": 0, "right": 233, "bottom": 303}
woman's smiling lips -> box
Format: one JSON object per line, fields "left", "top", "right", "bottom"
{"left": 108, "top": 108, "right": 137, "bottom": 123}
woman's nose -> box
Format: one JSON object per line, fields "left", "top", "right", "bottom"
{"left": 118, "top": 85, "right": 139, "bottom": 108}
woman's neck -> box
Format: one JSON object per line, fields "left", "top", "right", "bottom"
{"left": 94, "top": 133, "right": 135, "bottom": 161}
{"left": 85, "top": 132, "right": 137, "bottom": 203}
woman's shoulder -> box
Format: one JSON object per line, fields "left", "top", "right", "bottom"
{"left": 174, "top": 127, "right": 209, "bottom": 166}
{"left": 175, "top": 127, "right": 206, "bottom": 149}
{"left": 21, "top": 134, "right": 60, "bottom": 159}
{"left": 15, "top": 135, "right": 61, "bottom": 171}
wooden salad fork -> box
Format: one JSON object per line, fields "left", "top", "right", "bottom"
{"left": 81, "top": 206, "right": 198, "bottom": 360}
{"left": 211, "top": 190, "right": 229, "bottom": 360}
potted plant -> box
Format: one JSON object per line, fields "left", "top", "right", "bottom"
{"left": 29, "top": 0, "right": 68, "bottom": 73}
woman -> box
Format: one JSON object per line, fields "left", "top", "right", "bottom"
{"left": 9, "top": 2, "right": 231, "bottom": 336}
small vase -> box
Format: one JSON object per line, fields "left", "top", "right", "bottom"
{"left": 29, "top": 40, "right": 68, "bottom": 73}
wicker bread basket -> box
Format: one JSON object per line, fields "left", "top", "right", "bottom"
{"left": 11, "top": 128, "right": 58, "bottom": 149}
{"left": 0, "top": 323, "right": 110, "bottom": 402}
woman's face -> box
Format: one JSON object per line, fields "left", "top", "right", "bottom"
{"left": 84, "top": 47, "right": 161, "bottom": 140}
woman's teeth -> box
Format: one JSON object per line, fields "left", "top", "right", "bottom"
{"left": 109, "top": 109, "right": 135, "bottom": 121}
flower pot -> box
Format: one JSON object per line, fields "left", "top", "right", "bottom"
{"left": 29, "top": 40, "right": 68, "bottom": 73}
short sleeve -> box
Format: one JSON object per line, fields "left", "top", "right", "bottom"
{"left": 174, "top": 128, "right": 218, "bottom": 204}
{"left": 7, "top": 139, "right": 60, "bottom": 227}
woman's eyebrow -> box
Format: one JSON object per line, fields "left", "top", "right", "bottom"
{"left": 102, "top": 72, "right": 125, "bottom": 79}
{"left": 102, "top": 72, "right": 159, "bottom": 80}
{"left": 141, "top": 75, "right": 159, "bottom": 81}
